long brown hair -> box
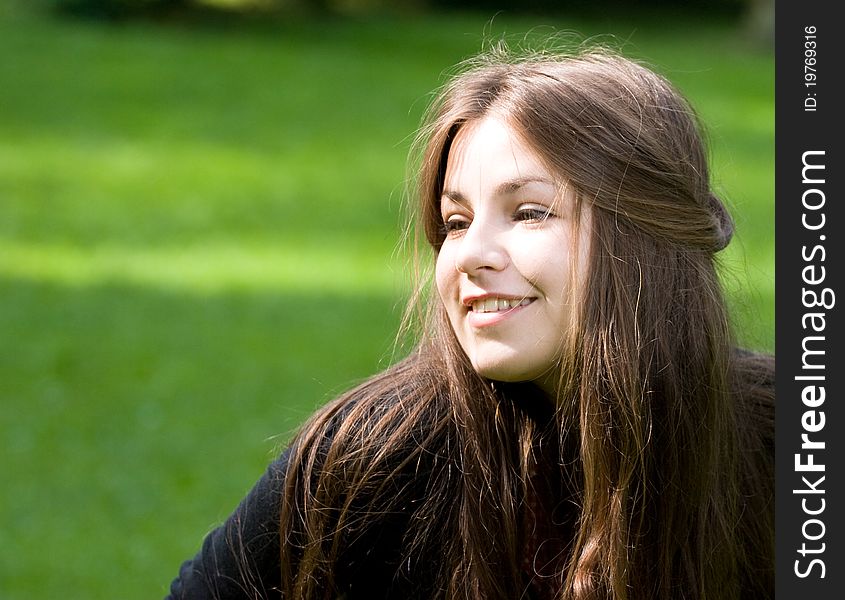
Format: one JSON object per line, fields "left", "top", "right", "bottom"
{"left": 278, "top": 48, "right": 774, "bottom": 599}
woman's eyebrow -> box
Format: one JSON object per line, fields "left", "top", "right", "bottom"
{"left": 442, "top": 177, "right": 555, "bottom": 203}
{"left": 494, "top": 176, "right": 556, "bottom": 196}
{"left": 440, "top": 189, "right": 469, "bottom": 205}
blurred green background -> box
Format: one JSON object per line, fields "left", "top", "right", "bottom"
{"left": 0, "top": 1, "right": 773, "bottom": 598}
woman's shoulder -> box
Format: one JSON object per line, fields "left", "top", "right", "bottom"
{"left": 165, "top": 451, "right": 291, "bottom": 599}
{"left": 166, "top": 354, "right": 445, "bottom": 599}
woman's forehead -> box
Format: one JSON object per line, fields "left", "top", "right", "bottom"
{"left": 439, "top": 116, "right": 581, "bottom": 214}
{"left": 443, "top": 118, "right": 555, "bottom": 191}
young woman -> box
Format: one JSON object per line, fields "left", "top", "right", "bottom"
{"left": 167, "top": 48, "right": 774, "bottom": 600}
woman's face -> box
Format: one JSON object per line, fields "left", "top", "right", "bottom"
{"left": 435, "top": 116, "right": 591, "bottom": 393}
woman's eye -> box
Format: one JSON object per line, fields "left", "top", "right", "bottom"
{"left": 515, "top": 206, "right": 554, "bottom": 222}
{"left": 442, "top": 217, "right": 470, "bottom": 234}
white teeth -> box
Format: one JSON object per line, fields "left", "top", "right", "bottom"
{"left": 471, "top": 298, "right": 532, "bottom": 313}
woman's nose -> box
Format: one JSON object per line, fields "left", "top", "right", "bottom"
{"left": 453, "top": 218, "right": 509, "bottom": 274}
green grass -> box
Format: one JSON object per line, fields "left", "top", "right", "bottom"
{"left": 0, "top": 9, "right": 773, "bottom": 599}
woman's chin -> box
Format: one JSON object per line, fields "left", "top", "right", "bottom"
{"left": 471, "top": 359, "right": 543, "bottom": 385}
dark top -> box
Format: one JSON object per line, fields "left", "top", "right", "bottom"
{"left": 166, "top": 354, "right": 774, "bottom": 599}
{"left": 166, "top": 447, "right": 570, "bottom": 600}
{"left": 166, "top": 449, "right": 573, "bottom": 600}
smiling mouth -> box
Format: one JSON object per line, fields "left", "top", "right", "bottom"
{"left": 470, "top": 297, "right": 535, "bottom": 313}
